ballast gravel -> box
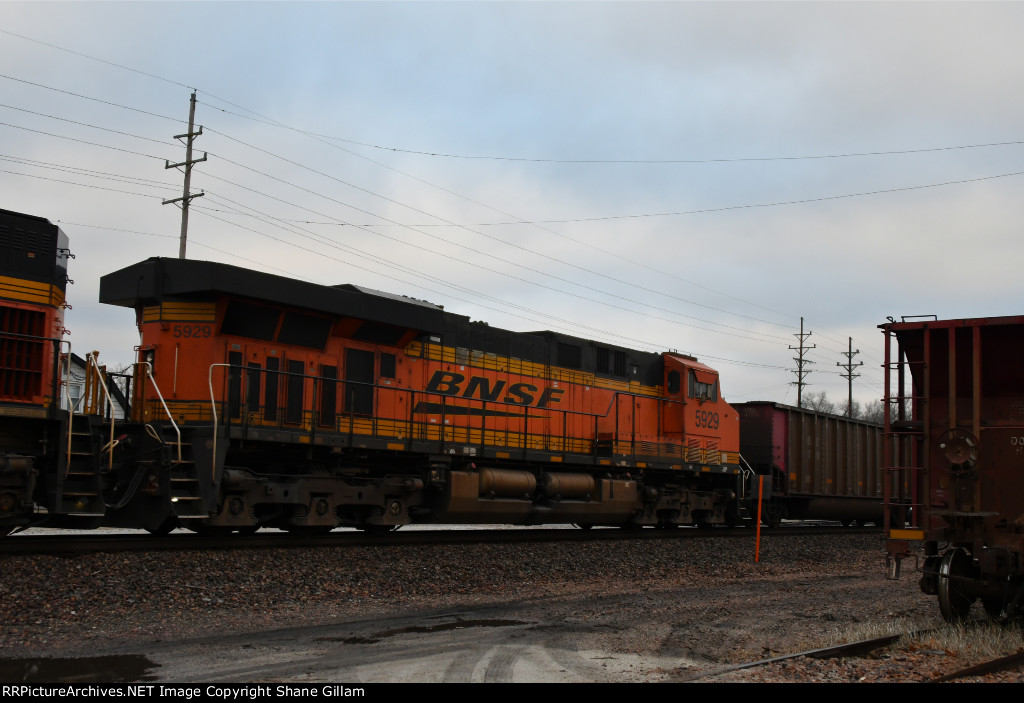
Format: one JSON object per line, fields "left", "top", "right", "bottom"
{"left": 1, "top": 530, "right": 1021, "bottom": 682}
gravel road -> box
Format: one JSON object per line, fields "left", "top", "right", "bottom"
{"left": 1, "top": 530, "right": 1020, "bottom": 682}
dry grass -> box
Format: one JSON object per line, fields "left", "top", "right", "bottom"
{"left": 903, "top": 620, "right": 1024, "bottom": 660}
{"left": 822, "top": 615, "right": 1024, "bottom": 661}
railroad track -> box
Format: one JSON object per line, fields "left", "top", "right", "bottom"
{"left": 677, "top": 632, "right": 916, "bottom": 682}
{"left": 0, "top": 523, "right": 872, "bottom": 555}
{"left": 683, "top": 624, "right": 1024, "bottom": 683}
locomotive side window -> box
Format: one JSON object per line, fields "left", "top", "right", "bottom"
{"left": 285, "top": 359, "right": 305, "bottom": 424}
{"left": 380, "top": 352, "right": 396, "bottom": 379}
{"left": 319, "top": 364, "right": 337, "bottom": 427}
{"left": 688, "top": 370, "right": 718, "bottom": 401}
{"left": 667, "top": 370, "right": 681, "bottom": 394}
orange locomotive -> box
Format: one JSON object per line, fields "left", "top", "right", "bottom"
{"left": 97, "top": 256, "right": 745, "bottom": 534}
{"left": 0, "top": 209, "right": 80, "bottom": 536}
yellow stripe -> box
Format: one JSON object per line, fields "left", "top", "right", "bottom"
{"left": 0, "top": 405, "right": 48, "bottom": 418}
{"left": 143, "top": 302, "right": 217, "bottom": 323}
{"left": 889, "top": 529, "right": 925, "bottom": 541}
{"left": 406, "top": 340, "right": 661, "bottom": 396}
{"left": 0, "top": 276, "right": 64, "bottom": 306}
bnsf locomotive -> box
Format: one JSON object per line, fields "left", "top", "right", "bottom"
{"left": 0, "top": 207, "right": 885, "bottom": 537}
{"left": 0, "top": 209, "right": 72, "bottom": 537}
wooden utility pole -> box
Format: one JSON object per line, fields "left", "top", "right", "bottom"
{"left": 163, "top": 91, "right": 207, "bottom": 259}
{"left": 790, "top": 317, "right": 815, "bottom": 408}
{"left": 837, "top": 337, "right": 863, "bottom": 417}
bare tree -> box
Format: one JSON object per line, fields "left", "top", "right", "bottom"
{"left": 839, "top": 398, "right": 861, "bottom": 419}
{"left": 859, "top": 398, "right": 885, "bottom": 424}
{"left": 802, "top": 390, "right": 836, "bottom": 414}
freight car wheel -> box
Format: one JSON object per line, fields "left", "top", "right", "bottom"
{"left": 938, "top": 548, "right": 975, "bottom": 622}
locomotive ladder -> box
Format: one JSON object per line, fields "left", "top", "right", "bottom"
{"left": 54, "top": 413, "right": 105, "bottom": 516}
{"left": 157, "top": 425, "right": 209, "bottom": 519}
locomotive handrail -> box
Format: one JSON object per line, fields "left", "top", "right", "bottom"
{"left": 209, "top": 362, "right": 230, "bottom": 480}
{"left": 207, "top": 360, "right": 711, "bottom": 468}
{"left": 137, "top": 360, "right": 181, "bottom": 464}
{"left": 84, "top": 352, "right": 120, "bottom": 471}
{"left": 60, "top": 341, "right": 74, "bottom": 472}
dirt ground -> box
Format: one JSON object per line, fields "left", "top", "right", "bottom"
{"left": 1, "top": 532, "right": 945, "bottom": 683}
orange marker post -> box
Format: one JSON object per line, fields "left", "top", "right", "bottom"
{"left": 755, "top": 477, "right": 763, "bottom": 563}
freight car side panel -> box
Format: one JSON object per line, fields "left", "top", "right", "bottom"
{"left": 737, "top": 401, "right": 883, "bottom": 524}
{"left": 785, "top": 410, "right": 881, "bottom": 499}
{"left": 888, "top": 317, "right": 1024, "bottom": 545}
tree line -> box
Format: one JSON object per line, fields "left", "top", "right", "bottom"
{"left": 799, "top": 391, "right": 885, "bottom": 423}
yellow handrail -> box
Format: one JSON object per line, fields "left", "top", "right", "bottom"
{"left": 85, "top": 352, "right": 118, "bottom": 471}
{"left": 137, "top": 360, "right": 182, "bottom": 463}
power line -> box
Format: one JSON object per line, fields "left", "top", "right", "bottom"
{"left": 790, "top": 317, "right": 816, "bottom": 408}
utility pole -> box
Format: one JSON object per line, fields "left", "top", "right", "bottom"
{"left": 837, "top": 336, "right": 863, "bottom": 417}
{"left": 163, "top": 91, "right": 207, "bottom": 259}
{"left": 790, "top": 316, "right": 815, "bottom": 408}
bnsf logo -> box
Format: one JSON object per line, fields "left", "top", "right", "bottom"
{"left": 425, "top": 371, "right": 565, "bottom": 408}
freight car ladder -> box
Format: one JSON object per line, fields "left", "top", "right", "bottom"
{"left": 53, "top": 413, "right": 105, "bottom": 516}
{"left": 882, "top": 323, "right": 926, "bottom": 579}
{"left": 157, "top": 425, "right": 210, "bottom": 519}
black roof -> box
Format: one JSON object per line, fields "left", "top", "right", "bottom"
{"left": 99, "top": 257, "right": 667, "bottom": 383}
{"left": 99, "top": 257, "right": 449, "bottom": 334}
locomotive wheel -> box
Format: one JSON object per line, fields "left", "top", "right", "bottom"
{"left": 938, "top": 548, "right": 974, "bottom": 622}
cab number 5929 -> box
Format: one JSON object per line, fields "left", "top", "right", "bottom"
{"left": 695, "top": 410, "right": 719, "bottom": 429}
{"left": 172, "top": 324, "right": 212, "bottom": 338}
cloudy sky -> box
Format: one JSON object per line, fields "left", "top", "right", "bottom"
{"left": 3, "top": 1, "right": 1022, "bottom": 410}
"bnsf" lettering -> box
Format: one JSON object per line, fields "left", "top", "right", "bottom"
{"left": 425, "top": 371, "right": 565, "bottom": 408}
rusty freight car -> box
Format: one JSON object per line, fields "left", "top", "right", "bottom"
{"left": 736, "top": 401, "right": 883, "bottom": 528}
{"left": 883, "top": 314, "right": 1024, "bottom": 621}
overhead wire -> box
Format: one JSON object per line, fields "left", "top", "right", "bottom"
{"left": 1, "top": 32, "right": 1005, "bottom": 401}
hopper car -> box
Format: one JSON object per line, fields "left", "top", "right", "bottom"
{"left": 883, "top": 315, "right": 1024, "bottom": 621}
{"left": 736, "top": 401, "right": 883, "bottom": 528}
